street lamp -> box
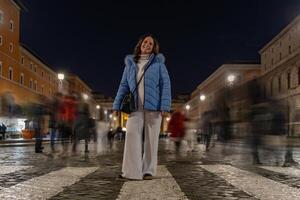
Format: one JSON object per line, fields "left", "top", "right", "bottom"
{"left": 58, "top": 73, "right": 64, "bottom": 81}
{"left": 96, "top": 105, "right": 100, "bottom": 109}
{"left": 82, "top": 93, "right": 89, "bottom": 101}
{"left": 200, "top": 94, "right": 206, "bottom": 101}
{"left": 166, "top": 117, "right": 170, "bottom": 122}
{"left": 185, "top": 104, "right": 190, "bottom": 111}
{"left": 227, "top": 74, "right": 236, "bottom": 84}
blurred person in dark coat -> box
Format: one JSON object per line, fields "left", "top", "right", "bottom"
{"left": 73, "top": 98, "right": 92, "bottom": 153}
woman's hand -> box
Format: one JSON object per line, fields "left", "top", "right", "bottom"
{"left": 161, "top": 111, "right": 169, "bottom": 117}
{"left": 113, "top": 111, "right": 119, "bottom": 116}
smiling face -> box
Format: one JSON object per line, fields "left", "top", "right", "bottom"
{"left": 140, "top": 36, "right": 154, "bottom": 55}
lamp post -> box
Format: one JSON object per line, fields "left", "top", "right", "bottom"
{"left": 104, "top": 109, "right": 108, "bottom": 122}
{"left": 57, "top": 73, "right": 64, "bottom": 93}
{"left": 96, "top": 105, "right": 100, "bottom": 120}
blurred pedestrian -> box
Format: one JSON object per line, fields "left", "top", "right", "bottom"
{"left": 73, "top": 98, "right": 91, "bottom": 153}
{"left": 113, "top": 34, "right": 171, "bottom": 180}
{"left": 48, "top": 92, "right": 62, "bottom": 151}
{"left": 30, "top": 99, "right": 47, "bottom": 153}
{"left": 184, "top": 118, "right": 197, "bottom": 152}
{"left": 168, "top": 108, "right": 186, "bottom": 152}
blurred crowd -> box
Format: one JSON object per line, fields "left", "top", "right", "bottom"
{"left": 0, "top": 92, "right": 96, "bottom": 153}
{"left": 167, "top": 78, "right": 299, "bottom": 167}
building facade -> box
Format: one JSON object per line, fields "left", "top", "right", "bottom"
{"left": 186, "top": 64, "right": 261, "bottom": 121}
{"left": 259, "top": 15, "right": 300, "bottom": 136}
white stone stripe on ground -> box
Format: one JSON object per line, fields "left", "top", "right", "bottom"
{"left": 259, "top": 166, "right": 300, "bottom": 177}
{"left": 200, "top": 164, "right": 300, "bottom": 200}
{"left": 0, "top": 167, "right": 98, "bottom": 200}
{"left": 0, "top": 166, "right": 32, "bottom": 175}
{"left": 117, "top": 165, "right": 188, "bottom": 200}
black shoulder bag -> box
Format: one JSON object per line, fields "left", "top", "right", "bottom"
{"left": 120, "top": 55, "right": 154, "bottom": 114}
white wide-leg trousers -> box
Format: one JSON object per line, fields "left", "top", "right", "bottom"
{"left": 121, "top": 111, "right": 162, "bottom": 180}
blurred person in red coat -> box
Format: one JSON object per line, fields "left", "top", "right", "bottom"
{"left": 167, "top": 107, "right": 186, "bottom": 152}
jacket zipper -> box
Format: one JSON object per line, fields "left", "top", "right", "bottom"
{"left": 143, "top": 54, "right": 154, "bottom": 110}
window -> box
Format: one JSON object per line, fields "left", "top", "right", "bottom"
{"left": 21, "top": 56, "right": 24, "bottom": 65}
{"left": 0, "top": 35, "right": 2, "bottom": 46}
{"left": 9, "top": 20, "right": 14, "bottom": 32}
{"left": 30, "top": 62, "right": 33, "bottom": 70}
{"left": 34, "top": 81, "right": 37, "bottom": 91}
{"left": 298, "top": 67, "right": 300, "bottom": 85}
{"left": 41, "top": 85, "right": 44, "bottom": 94}
{"left": 20, "top": 73, "right": 24, "bottom": 85}
{"left": 278, "top": 76, "right": 281, "bottom": 92}
{"left": 9, "top": 43, "right": 13, "bottom": 53}
{"left": 29, "top": 79, "right": 33, "bottom": 89}
{"left": 289, "top": 46, "right": 292, "bottom": 54}
{"left": 0, "top": 61, "right": 2, "bottom": 76}
{"left": 34, "top": 66, "right": 37, "bottom": 73}
{"left": 41, "top": 71, "right": 44, "bottom": 77}
{"left": 279, "top": 52, "right": 282, "bottom": 60}
{"left": 49, "top": 75, "right": 51, "bottom": 81}
{"left": 0, "top": 10, "right": 3, "bottom": 24}
{"left": 8, "top": 67, "right": 13, "bottom": 80}
{"left": 270, "top": 80, "right": 273, "bottom": 96}
{"left": 287, "top": 71, "right": 291, "bottom": 89}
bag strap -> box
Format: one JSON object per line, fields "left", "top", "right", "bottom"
{"left": 132, "top": 54, "right": 155, "bottom": 94}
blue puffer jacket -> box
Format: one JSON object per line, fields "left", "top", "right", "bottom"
{"left": 113, "top": 53, "right": 171, "bottom": 112}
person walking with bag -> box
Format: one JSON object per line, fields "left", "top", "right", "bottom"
{"left": 113, "top": 34, "right": 171, "bottom": 180}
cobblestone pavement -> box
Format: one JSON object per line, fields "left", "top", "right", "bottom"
{"left": 0, "top": 138, "right": 299, "bottom": 199}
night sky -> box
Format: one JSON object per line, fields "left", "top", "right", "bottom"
{"left": 19, "top": 0, "right": 300, "bottom": 98}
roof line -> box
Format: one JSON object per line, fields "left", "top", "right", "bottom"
{"left": 19, "top": 43, "right": 57, "bottom": 73}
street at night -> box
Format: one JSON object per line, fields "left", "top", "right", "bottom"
{"left": 2, "top": 0, "right": 300, "bottom": 199}
{"left": 0, "top": 134, "right": 299, "bottom": 199}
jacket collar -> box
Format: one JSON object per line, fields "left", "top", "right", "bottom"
{"left": 125, "top": 53, "right": 165, "bottom": 66}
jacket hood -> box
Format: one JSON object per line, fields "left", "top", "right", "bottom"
{"left": 125, "top": 53, "right": 165, "bottom": 66}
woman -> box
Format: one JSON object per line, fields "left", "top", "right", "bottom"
{"left": 113, "top": 34, "right": 171, "bottom": 180}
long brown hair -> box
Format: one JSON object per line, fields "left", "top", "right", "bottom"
{"left": 133, "top": 34, "right": 160, "bottom": 63}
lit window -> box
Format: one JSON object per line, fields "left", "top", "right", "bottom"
{"left": 8, "top": 67, "right": 13, "bottom": 80}
{"left": 21, "top": 56, "right": 24, "bottom": 65}
{"left": 9, "top": 20, "right": 14, "bottom": 32}
{"left": 0, "top": 11, "right": 3, "bottom": 24}
{"left": 0, "top": 35, "right": 2, "bottom": 46}
{"left": 9, "top": 43, "right": 13, "bottom": 53}
{"left": 20, "top": 73, "right": 24, "bottom": 85}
